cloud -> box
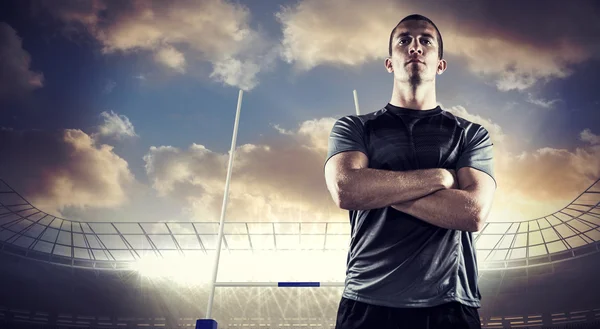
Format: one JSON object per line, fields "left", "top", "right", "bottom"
{"left": 580, "top": 129, "right": 600, "bottom": 145}
{"left": 210, "top": 56, "right": 261, "bottom": 92}
{"left": 445, "top": 105, "right": 600, "bottom": 222}
{"left": 0, "top": 22, "right": 44, "bottom": 99}
{"left": 526, "top": 93, "right": 562, "bottom": 109}
{"left": 154, "top": 45, "right": 186, "bottom": 73}
{"left": 0, "top": 128, "right": 135, "bottom": 216}
{"left": 276, "top": 1, "right": 388, "bottom": 71}
{"left": 276, "top": 0, "right": 599, "bottom": 90}
{"left": 491, "top": 144, "right": 600, "bottom": 221}
{"left": 143, "top": 119, "right": 343, "bottom": 223}
{"left": 143, "top": 103, "right": 599, "bottom": 224}
{"left": 3, "top": 110, "right": 592, "bottom": 225}
{"left": 92, "top": 110, "right": 138, "bottom": 141}
{"left": 5, "top": 104, "right": 585, "bottom": 225}
{"left": 38, "top": 0, "right": 278, "bottom": 91}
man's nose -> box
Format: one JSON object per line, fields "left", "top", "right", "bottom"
{"left": 409, "top": 46, "right": 423, "bottom": 55}
{"left": 409, "top": 40, "right": 423, "bottom": 55}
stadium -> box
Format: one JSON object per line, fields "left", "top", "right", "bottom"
{"left": 1, "top": 1, "right": 599, "bottom": 328}
{"left": 0, "top": 175, "right": 599, "bottom": 329}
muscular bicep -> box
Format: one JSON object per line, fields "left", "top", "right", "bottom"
{"left": 457, "top": 167, "right": 496, "bottom": 229}
{"left": 324, "top": 151, "right": 368, "bottom": 199}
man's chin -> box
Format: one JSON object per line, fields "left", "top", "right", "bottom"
{"left": 407, "top": 71, "right": 423, "bottom": 79}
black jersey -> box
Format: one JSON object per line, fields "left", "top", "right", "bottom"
{"left": 325, "top": 103, "right": 495, "bottom": 308}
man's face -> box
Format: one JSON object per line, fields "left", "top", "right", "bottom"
{"left": 386, "top": 20, "right": 446, "bottom": 84}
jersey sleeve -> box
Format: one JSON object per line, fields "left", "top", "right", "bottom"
{"left": 456, "top": 124, "right": 497, "bottom": 187}
{"left": 325, "top": 116, "right": 368, "bottom": 166}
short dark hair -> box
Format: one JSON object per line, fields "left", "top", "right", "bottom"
{"left": 388, "top": 14, "right": 443, "bottom": 59}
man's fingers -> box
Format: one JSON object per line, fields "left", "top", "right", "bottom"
{"left": 448, "top": 169, "right": 458, "bottom": 189}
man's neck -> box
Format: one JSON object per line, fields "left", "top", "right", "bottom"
{"left": 389, "top": 81, "right": 438, "bottom": 110}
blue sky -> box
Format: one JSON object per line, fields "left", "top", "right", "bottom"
{"left": 0, "top": 0, "right": 599, "bottom": 224}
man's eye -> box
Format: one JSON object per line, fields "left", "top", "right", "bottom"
{"left": 399, "top": 39, "right": 408, "bottom": 44}
{"left": 422, "top": 39, "right": 432, "bottom": 45}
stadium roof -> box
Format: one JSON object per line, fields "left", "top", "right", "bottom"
{"left": 0, "top": 178, "right": 599, "bottom": 271}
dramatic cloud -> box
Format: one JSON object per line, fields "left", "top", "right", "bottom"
{"left": 3, "top": 108, "right": 591, "bottom": 225}
{"left": 445, "top": 106, "right": 600, "bottom": 222}
{"left": 92, "top": 110, "right": 138, "bottom": 141}
{"left": 39, "top": 0, "right": 278, "bottom": 90}
{"left": 277, "top": 0, "right": 599, "bottom": 90}
{"left": 143, "top": 121, "right": 343, "bottom": 223}
{"left": 143, "top": 103, "right": 599, "bottom": 225}
{"left": 0, "top": 22, "right": 44, "bottom": 99}
{"left": 0, "top": 127, "right": 135, "bottom": 215}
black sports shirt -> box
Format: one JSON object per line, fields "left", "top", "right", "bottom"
{"left": 325, "top": 103, "right": 495, "bottom": 308}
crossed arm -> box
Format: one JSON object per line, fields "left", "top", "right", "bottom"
{"left": 324, "top": 151, "right": 496, "bottom": 232}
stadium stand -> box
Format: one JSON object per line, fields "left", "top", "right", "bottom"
{"left": 0, "top": 178, "right": 599, "bottom": 328}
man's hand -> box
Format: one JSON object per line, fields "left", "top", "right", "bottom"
{"left": 324, "top": 151, "right": 453, "bottom": 210}
{"left": 443, "top": 169, "right": 459, "bottom": 190}
{"left": 391, "top": 167, "right": 496, "bottom": 232}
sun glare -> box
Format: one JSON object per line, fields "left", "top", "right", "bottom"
{"left": 131, "top": 251, "right": 348, "bottom": 285}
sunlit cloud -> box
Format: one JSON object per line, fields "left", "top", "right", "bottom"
{"left": 276, "top": 0, "right": 597, "bottom": 90}
{"left": 143, "top": 103, "right": 599, "bottom": 224}
{"left": 39, "top": 0, "right": 279, "bottom": 91}
{"left": 92, "top": 110, "right": 139, "bottom": 141}
{"left": 0, "top": 128, "right": 135, "bottom": 216}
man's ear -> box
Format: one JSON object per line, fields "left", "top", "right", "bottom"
{"left": 437, "top": 59, "right": 447, "bottom": 75}
{"left": 385, "top": 57, "right": 394, "bottom": 73}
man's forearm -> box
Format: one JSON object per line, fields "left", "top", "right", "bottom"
{"left": 391, "top": 188, "right": 484, "bottom": 232}
{"left": 335, "top": 168, "right": 452, "bottom": 210}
